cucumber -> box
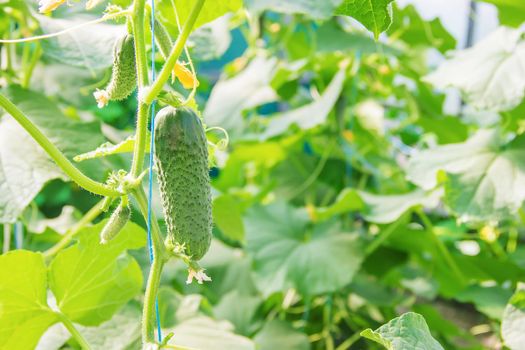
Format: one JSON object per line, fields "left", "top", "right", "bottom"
{"left": 154, "top": 106, "right": 212, "bottom": 260}
{"left": 100, "top": 200, "right": 131, "bottom": 244}
{"left": 94, "top": 34, "right": 137, "bottom": 108}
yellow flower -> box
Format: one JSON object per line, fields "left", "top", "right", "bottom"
{"left": 173, "top": 61, "right": 199, "bottom": 89}
{"left": 38, "top": 0, "right": 66, "bottom": 13}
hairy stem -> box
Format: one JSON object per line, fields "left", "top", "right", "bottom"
{"left": 43, "top": 199, "right": 106, "bottom": 259}
{"left": 130, "top": 102, "right": 149, "bottom": 177}
{"left": 131, "top": 0, "right": 149, "bottom": 87}
{"left": 142, "top": 255, "right": 165, "bottom": 343}
{"left": 0, "top": 93, "right": 119, "bottom": 197}
{"left": 56, "top": 312, "right": 92, "bottom": 350}
{"left": 142, "top": 0, "right": 206, "bottom": 105}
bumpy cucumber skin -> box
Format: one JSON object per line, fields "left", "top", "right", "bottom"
{"left": 106, "top": 34, "right": 137, "bottom": 100}
{"left": 154, "top": 106, "right": 212, "bottom": 260}
{"left": 100, "top": 202, "right": 131, "bottom": 244}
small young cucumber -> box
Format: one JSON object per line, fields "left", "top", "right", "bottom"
{"left": 94, "top": 34, "right": 137, "bottom": 107}
{"left": 154, "top": 106, "right": 212, "bottom": 260}
{"left": 100, "top": 200, "right": 131, "bottom": 244}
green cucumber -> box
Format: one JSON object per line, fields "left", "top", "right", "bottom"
{"left": 100, "top": 200, "right": 130, "bottom": 244}
{"left": 94, "top": 34, "right": 137, "bottom": 107}
{"left": 154, "top": 106, "right": 212, "bottom": 260}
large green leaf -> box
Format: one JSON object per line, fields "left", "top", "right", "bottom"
{"left": 335, "top": 0, "right": 395, "bottom": 40}
{"left": 245, "top": 0, "right": 342, "bottom": 19}
{"left": 167, "top": 317, "right": 255, "bottom": 350}
{"left": 0, "top": 86, "right": 106, "bottom": 223}
{"left": 48, "top": 220, "right": 145, "bottom": 326}
{"left": 0, "top": 116, "right": 65, "bottom": 223}
{"left": 261, "top": 67, "right": 346, "bottom": 139}
{"left": 479, "top": 0, "right": 525, "bottom": 27}
{"left": 361, "top": 312, "right": 444, "bottom": 350}
{"left": 245, "top": 202, "right": 364, "bottom": 296}
{"left": 38, "top": 15, "right": 125, "bottom": 72}
{"left": 254, "top": 320, "right": 310, "bottom": 350}
{"left": 407, "top": 129, "right": 525, "bottom": 221}
{"left": 204, "top": 56, "right": 277, "bottom": 136}
{"left": 502, "top": 283, "right": 525, "bottom": 350}
{"left": 0, "top": 250, "right": 58, "bottom": 350}
{"left": 424, "top": 27, "right": 525, "bottom": 112}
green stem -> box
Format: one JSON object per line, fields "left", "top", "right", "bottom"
{"left": 130, "top": 102, "right": 149, "bottom": 177}
{"left": 43, "top": 199, "right": 106, "bottom": 259}
{"left": 142, "top": 0, "right": 206, "bottom": 105}
{"left": 365, "top": 216, "right": 405, "bottom": 256}
{"left": 416, "top": 208, "right": 466, "bottom": 285}
{"left": 132, "top": 187, "right": 167, "bottom": 344}
{"left": 56, "top": 312, "right": 92, "bottom": 350}
{"left": 22, "top": 43, "right": 41, "bottom": 88}
{"left": 142, "top": 254, "right": 165, "bottom": 343}
{"left": 129, "top": 0, "right": 150, "bottom": 178}
{"left": 0, "top": 93, "right": 119, "bottom": 197}
{"left": 131, "top": 0, "right": 149, "bottom": 87}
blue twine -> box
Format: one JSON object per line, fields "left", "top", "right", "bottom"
{"left": 14, "top": 221, "right": 23, "bottom": 249}
{"left": 147, "top": 1, "right": 162, "bottom": 343}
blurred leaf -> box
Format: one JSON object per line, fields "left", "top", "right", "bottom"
{"left": 261, "top": 68, "right": 346, "bottom": 139}
{"left": 424, "top": 27, "right": 525, "bottom": 111}
{"left": 335, "top": 0, "right": 394, "bottom": 40}
{"left": 316, "top": 21, "right": 399, "bottom": 54}
{"left": 314, "top": 188, "right": 364, "bottom": 221}
{"left": 214, "top": 290, "right": 261, "bottom": 335}
{"left": 502, "top": 283, "right": 525, "bottom": 350}
{"left": 37, "top": 15, "right": 125, "bottom": 72}
{"left": 245, "top": 202, "right": 364, "bottom": 296}
{"left": 246, "top": 0, "right": 342, "bottom": 19}
{"left": 24, "top": 205, "right": 80, "bottom": 235}
{"left": 48, "top": 220, "right": 145, "bottom": 326}
{"left": 388, "top": 4, "right": 456, "bottom": 53}
{"left": 479, "top": 0, "right": 525, "bottom": 27}
{"left": 315, "top": 188, "right": 440, "bottom": 223}
{"left": 213, "top": 194, "right": 245, "bottom": 242}
{"left": 0, "top": 86, "right": 106, "bottom": 223}
{"left": 166, "top": 316, "right": 255, "bottom": 350}
{"left": 78, "top": 305, "right": 141, "bottom": 350}
{"left": 254, "top": 320, "right": 310, "bottom": 350}
{"left": 456, "top": 285, "right": 512, "bottom": 320}
{"left": 361, "top": 312, "right": 444, "bottom": 349}
{"left": 408, "top": 129, "right": 525, "bottom": 221}
{"left": 358, "top": 189, "right": 441, "bottom": 224}
{"left": 200, "top": 240, "right": 258, "bottom": 301}
{"left": 167, "top": 0, "right": 242, "bottom": 30}
{"left": 190, "top": 15, "right": 232, "bottom": 61}
{"left": 0, "top": 250, "right": 58, "bottom": 350}
{"left": 204, "top": 56, "right": 277, "bottom": 136}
